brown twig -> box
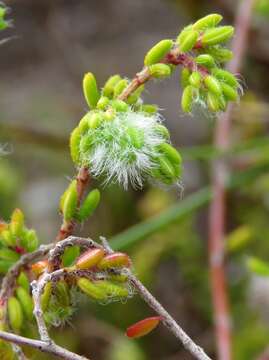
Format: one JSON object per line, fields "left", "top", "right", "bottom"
{"left": 208, "top": 1, "right": 255, "bottom": 359}
{"left": 0, "top": 331, "right": 88, "bottom": 360}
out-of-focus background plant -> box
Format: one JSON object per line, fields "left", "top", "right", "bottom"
{"left": 1, "top": 0, "right": 269, "bottom": 359}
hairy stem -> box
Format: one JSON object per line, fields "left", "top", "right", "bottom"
{"left": 208, "top": 1, "right": 255, "bottom": 359}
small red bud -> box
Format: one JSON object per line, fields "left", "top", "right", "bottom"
{"left": 126, "top": 316, "right": 162, "bottom": 339}
{"left": 97, "top": 252, "right": 131, "bottom": 270}
{"left": 14, "top": 246, "right": 26, "bottom": 255}
{"left": 75, "top": 248, "right": 105, "bottom": 270}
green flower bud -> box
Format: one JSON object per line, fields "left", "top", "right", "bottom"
{"left": 96, "top": 280, "right": 129, "bottom": 299}
{"left": 78, "top": 189, "right": 100, "bottom": 222}
{"left": 88, "top": 113, "right": 103, "bottom": 129}
{"left": 10, "top": 209, "right": 24, "bottom": 238}
{"left": 178, "top": 30, "right": 199, "bottom": 52}
{"left": 150, "top": 168, "right": 168, "bottom": 184}
{"left": 158, "top": 143, "right": 182, "bottom": 165}
{"left": 220, "top": 83, "right": 238, "bottom": 101}
{"left": 176, "top": 25, "right": 192, "bottom": 46}
{"left": 196, "top": 54, "right": 215, "bottom": 68}
{"left": 70, "top": 127, "right": 82, "bottom": 164}
{"left": 97, "top": 252, "right": 131, "bottom": 270}
{"left": 75, "top": 248, "right": 105, "bottom": 270}
{"left": 207, "top": 92, "right": 220, "bottom": 112}
{"left": 0, "top": 230, "right": 15, "bottom": 247}
{"left": 154, "top": 125, "right": 170, "bottom": 139}
{"left": 126, "top": 85, "right": 144, "bottom": 105}
{"left": 206, "top": 47, "right": 233, "bottom": 63}
{"left": 127, "top": 127, "right": 144, "bottom": 149}
{"left": 60, "top": 180, "right": 76, "bottom": 213}
{"left": 8, "top": 297, "right": 23, "bottom": 332}
{"left": 189, "top": 71, "right": 202, "bottom": 88}
{"left": 17, "top": 272, "right": 30, "bottom": 292}
{"left": 149, "top": 63, "right": 171, "bottom": 78}
{"left": 62, "top": 246, "right": 80, "bottom": 267}
{"left": 159, "top": 156, "right": 178, "bottom": 182}
{"left": 204, "top": 75, "right": 222, "bottom": 96}
{"left": 16, "top": 287, "right": 34, "bottom": 320}
{"left": 62, "top": 180, "right": 78, "bottom": 221}
{"left": 192, "top": 14, "right": 223, "bottom": 30}
{"left": 113, "top": 79, "right": 128, "bottom": 98}
{"left": 144, "top": 39, "right": 173, "bottom": 66}
{"left": 21, "top": 229, "right": 39, "bottom": 252}
{"left": 212, "top": 68, "right": 238, "bottom": 88}
{"left": 78, "top": 114, "right": 91, "bottom": 133}
{"left": 55, "top": 282, "right": 70, "bottom": 307}
{"left": 108, "top": 273, "right": 128, "bottom": 283}
{"left": 80, "top": 133, "right": 93, "bottom": 155}
{"left": 77, "top": 278, "right": 108, "bottom": 301}
{"left": 41, "top": 283, "right": 52, "bottom": 312}
{"left": 104, "top": 109, "right": 116, "bottom": 121}
{"left": 126, "top": 93, "right": 139, "bottom": 105}
{"left": 83, "top": 72, "right": 100, "bottom": 109}
{"left": 181, "top": 68, "right": 191, "bottom": 88}
{"left": 103, "top": 74, "right": 121, "bottom": 98}
{"left": 218, "top": 95, "right": 227, "bottom": 111}
{"left": 110, "top": 99, "right": 129, "bottom": 112}
{"left": 181, "top": 85, "right": 194, "bottom": 113}
{"left": 96, "top": 96, "right": 110, "bottom": 110}
{"left": 202, "top": 26, "right": 234, "bottom": 46}
{"left": 140, "top": 104, "right": 158, "bottom": 114}
{"left": 0, "top": 248, "right": 20, "bottom": 262}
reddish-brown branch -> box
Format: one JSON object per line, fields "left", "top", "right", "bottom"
{"left": 118, "top": 48, "right": 208, "bottom": 101}
{"left": 208, "top": 1, "right": 255, "bottom": 359}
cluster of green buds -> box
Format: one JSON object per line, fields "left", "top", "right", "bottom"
{"left": 70, "top": 73, "right": 182, "bottom": 189}
{"left": 141, "top": 14, "right": 239, "bottom": 114}
{"left": 59, "top": 179, "right": 100, "bottom": 223}
{"left": 0, "top": 209, "right": 39, "bottom": 273}
{"left": 29, "top": 247, "right": 132, "bottom": 327}
{"left": 5, "top": 273, "right": 34, "bottom": 333}
{"left": 73, "top": 248, "right": 132, "bottom": 303}
{"left": 176, "top": 14, "right": 239, "bottom": 113}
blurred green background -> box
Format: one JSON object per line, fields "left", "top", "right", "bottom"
{"left": 1, "top": 0, "right": 269, "bottom": 359}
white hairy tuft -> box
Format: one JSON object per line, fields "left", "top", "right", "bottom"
{"left": 82, "top": 111, "right": 166, "bottom": 189}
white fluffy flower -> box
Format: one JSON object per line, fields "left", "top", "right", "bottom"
{"left": 80, "top": 110, "right": 169, "bottom": 189}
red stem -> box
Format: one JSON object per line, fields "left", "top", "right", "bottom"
{"left": 208, "top": 1, "right": 255, "bottom": 359}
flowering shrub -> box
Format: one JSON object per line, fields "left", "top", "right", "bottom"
{"left": 0, "top": 11, "right": 239, "bottom": 360}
